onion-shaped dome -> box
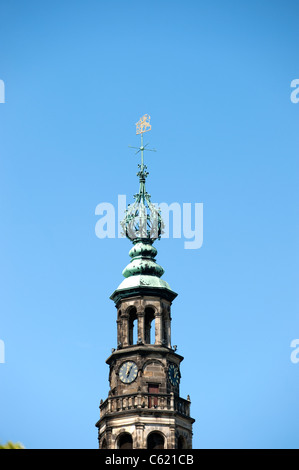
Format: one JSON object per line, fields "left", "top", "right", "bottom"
{"left": 120, "top": 164, "right": 164, "bottom": 243}
{"left": 122, "top": 241, "right": 164, "bottom": 278}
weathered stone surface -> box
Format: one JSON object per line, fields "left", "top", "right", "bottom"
{"left": 96, "top": 292, "right": 194, "bottom": 449}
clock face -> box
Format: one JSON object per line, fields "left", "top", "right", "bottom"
{"left": 168, "top": 363, "right": 180, "bottom": 387}
{"left": 119, "top": 361, "right": 138, "bottom": 384}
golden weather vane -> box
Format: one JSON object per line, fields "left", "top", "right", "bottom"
{"left": 129, "top": 114, "right": 156, "bottom": 172}
{"left": 135, "top": 114, "right": 152, "bottom": 135}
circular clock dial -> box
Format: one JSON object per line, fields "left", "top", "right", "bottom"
{"left": 168, "top": 363, "right": 180, "bottom": 387}
{"left": 119, "top": 361, "right": 138, "bottom": 384}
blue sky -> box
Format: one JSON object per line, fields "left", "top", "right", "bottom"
{"left": 0, "top": 0, "right": 298, "bottom": 448}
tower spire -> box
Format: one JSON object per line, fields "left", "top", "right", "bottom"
{"left": 113, "top": 115, "right": 176, "bottom": 304}
{"left": 121, "top": 114, "right": 163, "bottom": 244}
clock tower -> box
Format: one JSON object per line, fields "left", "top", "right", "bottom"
{"left": 96, "top": 116, "right": 195, "bottom": 449}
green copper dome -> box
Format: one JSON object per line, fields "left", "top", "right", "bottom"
{"left": 122, "top": 241, "right": 164, "bottom": 278}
